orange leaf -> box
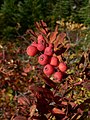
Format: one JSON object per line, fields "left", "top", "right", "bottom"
{"left": 52, "top": 107, "right": 65, "bottom": 115}
{"left": 40, "top": 28, "right": 47, "bottom": 35}
{"left": 49, "top": 31, "right": 58, "bottom": 43}
{"left": 54, "top": 24, "right": 58, "bottom": 32}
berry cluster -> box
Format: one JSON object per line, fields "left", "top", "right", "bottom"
{"left": 26, "top": 34, "right": 67, "bottom": 83}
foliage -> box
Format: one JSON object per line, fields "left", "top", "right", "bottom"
{"left": 0, "top": 0, "right": 90, "bottom": 40}
{"left": 78, "top": 0, "right": 90, "bottom": 25}
{"left": 56, "top": 19, "right": 90, "bottom": 51}
{"left": 0, "top": 0, "right": 55, "bottom": 40}
{"left": 0, "top": 0, "right": 20, "bottom": 40}
{"left": 0, "top": 21, "right": 90, "bottom": 120}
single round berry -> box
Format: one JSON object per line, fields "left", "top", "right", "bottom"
{"left": 58, "top": 62, "right": 67, "bottom": 72}
{"left": 38, "top": 54, "right": 49, "bottom": 65}
{"left": 37, "top": 34, "right": 46, "bottom": 45}
{"left": 44, "top": 46, "right": 53, "bottom": 56}
{"left": 49, "top": 43, "right": 54, "bottom": 48}
{"left": 26, "top": 45, "right": 38, "bottom": 57}
{"left": 50, "top": 56, "right": 59, "bottom": 67}
{"left": 53, "top": 72, "right": 63, "bottom": 82}
{"left": 43, "top": 64, "right": 54, "bottom": 76}
{"left": 38, "top": 34, "right": 44, "bottom": 41}
{"left": 31, "top": 41, "right": 38, "bottom": 47}
{"left": 37, "top": 43, "right": 45, "bottom": 51}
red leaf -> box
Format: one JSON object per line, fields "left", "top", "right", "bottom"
{"left": 40, "top": 28, "right": 47, "bottom": 35}
{"left": 40, "top": 20, "right": 49, "bottom": 34}
{"left": 55, "top": 25, "right": 59, "bottom": 32}
{"left": 61, "top": 101, "right": 68, "bottom": 106}
{"left": 0, "top": 52, "right": 3, "bottom": 57}
{"left": 40, "top": 20, "right": 47, "bottom": 28}
{"left": 13, "top": 115, "right": 26, "bottom": 120}
{"left": 35, "top": 21, "right": 40, "bottom": 29}
{"left": 42, "top": 74, "right": 56, "bottom": 89}
{"left": 18, "top": 96, "right": 30, "bottom": 105}
{"left": 26, "top": 29, "right": 37, "bottom": 37}
{"left": 52, "top": 107, "right": 65, "bottom": 115}
{"left": 77, "top": 108, "right": 83, "bottom": 115}
{"left": 29, "top": 85, "right": 54, "bottom": 101}
{"left": 74, "top": 81, "right": 83, "bottom": 86}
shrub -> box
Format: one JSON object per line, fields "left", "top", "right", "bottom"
{"left": 0, "top": 20, "right": 90, "bottom": 120}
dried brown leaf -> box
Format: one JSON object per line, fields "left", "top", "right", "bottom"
{"left": 54, "top": 32, "right": 66, "bottom": 50}
{"left": 30, "top": 104, "right": 36, "bottom": 118}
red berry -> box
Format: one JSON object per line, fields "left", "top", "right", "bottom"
{"left": 31, "top": 41, "right": 38, "bottom": 47}
{"left": 50, "top": 56, "right": 59, "bottom": 67}
{"left": 53, "top": 72, "right": 63, "bottom": 82}
{"left": 37, "top": 34, "right": 46, "bottom": 45}
{"left": 58, "top": 62, "right": 67, "bottom": 72}
{"left": 44, "top": 46, "right": 53, "bottom": 56}
{"left": 38, "top": 54, "right": 49, "bottom": 65}
{"left": 26, "top": 45, "right": 38, "bottom": 56}
{"left": 37, "top": 43, "right": 45, "bottom": 51}
{"left": 38, "top": 34, "right": 44, "bottom": 41}
{"left": 43, "top": 64, "right": 54, "bottom": 76}
{"left": 49, "top": 43, "right": 54, "bottom": 48}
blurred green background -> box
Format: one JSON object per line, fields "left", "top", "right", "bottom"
{"left": 0, "top": 0, "right": 90, "bottom": 40}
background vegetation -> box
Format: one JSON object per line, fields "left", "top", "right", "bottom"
{"left": 0, "top": 0, "right": 90, "bottom": 40}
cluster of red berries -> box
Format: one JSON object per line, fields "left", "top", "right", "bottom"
{"left": 26, "top": 34, "right": 67, "bottom": 83}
